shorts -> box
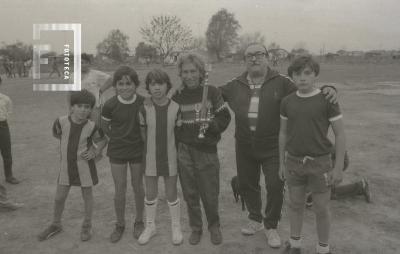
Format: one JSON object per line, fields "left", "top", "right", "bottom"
{"left": 109, "top": 156, "right": 142, "bottom": 165}
{"left": 285, "top": 153, "right": 332, "bottom": 193}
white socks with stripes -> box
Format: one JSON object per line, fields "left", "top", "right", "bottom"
{"left": 138, "top": 198, "right": 157, "bottom": 245}
{"left": 168, "top": 199, "right": 183, "bottom": 245}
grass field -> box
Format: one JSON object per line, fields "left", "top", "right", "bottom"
{"left": 0, "top": 62, "right": 399, "bottom": 254}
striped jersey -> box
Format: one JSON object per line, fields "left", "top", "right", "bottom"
{"left": 53, "top": 115, "right": 105, "bottom": 187}
{"left": 139, "top": 99, "right": 180, "bottom": 176}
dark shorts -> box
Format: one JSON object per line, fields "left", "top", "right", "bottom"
{"left": 285, "top": 153, "right": 332, "bottom": 193}
{"left": 109, "top": 156, "right": 142, "bottom": 165}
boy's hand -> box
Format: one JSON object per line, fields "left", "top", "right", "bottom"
{"left": 328, "top": 168, "right": 343, "bottom": 186}
{"left": 80, "top": 147, "right": 97, "bottom": 161}
{"left": 279, "top": 165, "right": 286, "bottom": 181}
{"left": 322, "top": 86, "right": 338, "bottom": 104}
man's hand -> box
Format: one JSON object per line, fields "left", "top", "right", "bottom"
{"left": 143, "top": 97, "right": 153, "bottom": 106}
{"left": 328, "top": 168, "right": 343, "bottom": 186}
{"left": 322, "top": 86, "right": 338, "bottom": 104}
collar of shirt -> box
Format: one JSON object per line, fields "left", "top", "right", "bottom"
{"left": 246, "top": 74, "right": 266, "bottom": 89}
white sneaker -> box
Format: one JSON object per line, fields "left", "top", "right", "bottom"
{"left": 138, "top": 223, "right": 156, "bottom": 245}
{"left": 241, "top": 220, "right": 264, "bottom": 235}
{"left": 171, "top": 224, "right": 183, "bottom": 245}
{"left": 265, "top": 228, "right": 281, "bottom": 248}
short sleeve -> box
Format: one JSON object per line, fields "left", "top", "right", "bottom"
{"left": 6, "top": 97, "right": 12, "bottom": 115}
{"left": 138, "top": 106, "right": 146, "bottom": 127}
{"left": 328, "top": 102, "right": 342, "bottom": 122}
{"left": 101, "top": 101, "right": 112, "bottom": 121}
{"left": 52, "top": 118, "right": 62, "bottom": 139}
{"left": 91, "top": 125, "right": 106, "bottom": 143}
{"left": 280, "top": 97, "right": 288, "bottom": 120}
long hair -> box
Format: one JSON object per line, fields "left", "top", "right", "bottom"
{"left": 177, "top": 53, "right": 206, "bottom": 84}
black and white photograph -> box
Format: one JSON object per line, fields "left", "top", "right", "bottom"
{"left": 0, "top": 0, "right": 399, "bottom": 253}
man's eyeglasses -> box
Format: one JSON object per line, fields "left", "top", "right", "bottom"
{"left": 245, "top": 52, "right": 266, "bottom": 61}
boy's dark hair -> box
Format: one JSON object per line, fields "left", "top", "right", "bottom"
{"left": 69, "top": 89, "right": 96, "bottom": 108}
{"left": 81, "top": 53, "right": 92, "bottom": 63}
{"left": 113, "top": 65, "right": 140, "bottom": 87}
{"left": 288, "top": 55, "right": 320, "bottom": 78}
{"left": 145, "top": 69, "right": 172, "bottom": 92}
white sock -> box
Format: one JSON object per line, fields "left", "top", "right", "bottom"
{"left": 289, "top": 237, "right": 302, "bottom": 248}
{"left": 316, "top": 243, "right": 330, "bottom": 254}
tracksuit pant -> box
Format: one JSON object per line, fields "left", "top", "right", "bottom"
{"left": 177, "top": 142, "right": 220, "bottom": 232}
{"left": 236, "top": 142, "right": 284, "bottom": 229}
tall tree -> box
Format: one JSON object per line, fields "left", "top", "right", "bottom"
{"left": 135, "top": 42, "right": 158, "bottom": 61}
{"left": 140, "top": 15, "right": 193, "bottom": 61}
{"left": 206, "top": 8, "right": 241, "bottom": 61}
{"left": 96, "top": 29, "right": 130, "bottom": 62}
{"left": 236, "top": 32, "right": 265, "bottom": 55}
{"left": 0, "top": 41, "right": 32, "bottom": 61}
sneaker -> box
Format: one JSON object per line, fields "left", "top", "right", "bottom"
{"left": 189, "top": 230, "right": 202, "bottom": 245}
{"left": 6, "top": 176, "right": 20, "bottom": 184}
{"left": 138, "top": 222, "right": 156, "bottom": 245}
{"left": 241, "top": 220, "right": 264, "bottom": 235}
{"left": 282, "top": 241, "right": 302, "bottom": 254}
{"left": 37, "top": 224, "right": 62, "bottom": 241}
{"left": 80, "top": 224, "right": 92, "bottom": 241}
{"left": 265, "top": 228, "right": 281, "bottom": 248}
{"left": 0, "top": 200, "right": 23, "bottom": 210}
{"left": 305, "top": 193, "right": 313, "bottom": 208}
{"left": 209, "top": 226, "right": 222, "bottom": 245}
{"left": 133, "top": 221, "right": 145, "bottom": 239}
{"left": 109, "top": 225, "right": 125, "bottom": 243}
{"left": 361, "top": 178, "right": 371, "bottom": 203}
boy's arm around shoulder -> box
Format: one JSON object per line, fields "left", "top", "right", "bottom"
{"left": 207, "top": 86, "right": 231, "bottom": 134}
{"left": 52, "top": 118, "right": 62, "bottom": 139}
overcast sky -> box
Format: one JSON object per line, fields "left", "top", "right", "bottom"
{"left": 0, "top": 0, "right": 399, "bottom": 54}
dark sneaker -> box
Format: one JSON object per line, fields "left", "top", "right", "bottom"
{"left": 282, "top": 241, "right": 301, "bottom": 254}
{"left": 133, "top": 221, "right": 145, "bottom": 239}
{"left": 189, "top": 230, "right": 202, "bottom": 245}
{"left": 80, "top": 224, "right": 92, "bottom": 241}
{"left": 209, "top": 226, "right": 222, "bottom": 245}
{"left": 6, "top": 176, "right": 20, "bottom": 184}
{"left": 361, "top": 178, "right": 371, "bottom": 203}
{"left": 305, "top": 193, "right": 313, "bottom": 208}
{"left": 37, "top": 224, "right": 62, "bottom": 241}
{"left": 110, "top": 225, "right": 125, "bottom": 243}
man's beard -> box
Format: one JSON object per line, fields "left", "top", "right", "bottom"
{"left": 248, "top": 66, "right": 266, "bottom": 78}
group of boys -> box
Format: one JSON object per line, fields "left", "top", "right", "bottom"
{"left": 1, "top": 46, "right": 371, "bottom": 253}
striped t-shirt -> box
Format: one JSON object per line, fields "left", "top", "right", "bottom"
{"left": 139, "top": 99, "right": 180, "bottom": 177}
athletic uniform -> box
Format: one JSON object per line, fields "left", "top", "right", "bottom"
{"left": 101, "top": 94, "right": 144, "bottom": 164}
{"left": 280, "top": 89, "right": 342, "bottom": 193}
{"left": 53, "top": 116, "right": 105, "bottom": 187}
{"left": 139, "top": 99, "right": 180, "bottom": 177}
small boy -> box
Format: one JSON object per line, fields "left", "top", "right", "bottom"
{"left": 38, "top": 89, "right": 107, "bottom": 242}
{"left": 0, "top": 76, "right": 19, "bottom": 184}
{"left": 279, "top": 56, "right": 346, "bottom": 254}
